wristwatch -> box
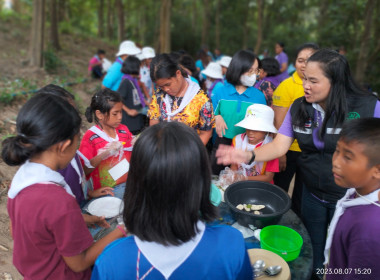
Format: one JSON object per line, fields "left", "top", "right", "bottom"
{"left": 248, "top": 150, "right": 256, "bottom": 165}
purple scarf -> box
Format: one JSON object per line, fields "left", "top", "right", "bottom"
{"left": 209, "top": 79, "right": 223, "bottom": 97}
{"left": 122, "top": 74, "right": 146, "bottom": 107}
{"left": 115, "top": 57, "right": 124, "bottom": 65}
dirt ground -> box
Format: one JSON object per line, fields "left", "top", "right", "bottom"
{"left": 0, "top": 16, "right": 118, "bottom": 279}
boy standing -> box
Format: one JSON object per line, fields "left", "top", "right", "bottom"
{"left": 324, "top": 118, "right": 380, "bottom": 279}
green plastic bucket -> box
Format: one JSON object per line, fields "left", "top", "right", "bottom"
{"left": 260, "top": 225, "right": 303, "bottom": 262}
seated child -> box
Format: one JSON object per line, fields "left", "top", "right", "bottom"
{"left": 3, "top": 93, "right": 126, "bottom": 280}
{"left": 231, "top": 104, "right": 279, "bottom": 183}
{"left": 91, "top": 121, "right": 252, "bottom": 279}
{"left": 78, "top": 89, "right": 133, "bottom": 200}
{"left": 324, "top": 118, "right": 380, "bottom": 279}
{"left": 88, "top": 49, "right": 106, "bottom": 79}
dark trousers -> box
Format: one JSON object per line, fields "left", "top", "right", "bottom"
{"left": 273, "top": 150, "right": 302, "bottom": 216}
{"left": 91, "top": 65, "right": 103, "bottom": 79}
{"left": 210, "top": 136, "right": 233, "bottom": 175}
{"left": 301, "top": 186, "right": 336, "bottom": 276}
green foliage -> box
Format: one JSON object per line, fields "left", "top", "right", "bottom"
{"left": 43, "top": 47, "right": 64, "bottom": 73}
{"left": 0, "top": 78, "right": 38, "bottom": 104}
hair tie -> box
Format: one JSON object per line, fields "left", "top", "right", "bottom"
{"left": 18, "top": 133, "right": 27, "bottom": 138}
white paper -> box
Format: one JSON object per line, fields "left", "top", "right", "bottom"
{"left": 108, "top": 158, "right": 129, "bottom": 181}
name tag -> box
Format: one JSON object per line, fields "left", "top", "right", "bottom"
{"left": 108, "top": 159, "right": 129, "bottom": 181}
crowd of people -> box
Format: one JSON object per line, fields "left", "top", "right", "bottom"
{"left": 2, "top": 38, "right": 380, "bottom": 280}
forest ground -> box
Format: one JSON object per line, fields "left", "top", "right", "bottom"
{"left": 0, "top": 16, "right": 117, "bottom": 279}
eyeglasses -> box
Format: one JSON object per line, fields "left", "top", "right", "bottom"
{"left": 247, "top": 67, "right": 261, "bottom": 76}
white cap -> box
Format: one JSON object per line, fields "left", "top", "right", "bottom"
{"left": 116, "top": 40, "right": 141, "bottom": 57}
{"left": 201, "top": 62, "right": 223, "bottom": 79}
{"left": 142, "top": 47, "right": 156, "bottom": 59}
{"left": 219, "top": 56, "right": 232, "bottom": 68}
{"left": 235, "top": 104, "right": 277, "bottom": 133}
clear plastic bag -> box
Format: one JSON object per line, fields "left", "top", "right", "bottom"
{"left": 217, "top": 167, "right": 247, "bottom": 190}
{"left": 97, "top": 141, "right": 123, "bottom": 161}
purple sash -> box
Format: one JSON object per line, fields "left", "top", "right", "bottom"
{"left": 122, "top": 74, "right": 146, "bottom": 107}
{"left": 209, "top": 79, "right": 223, "bottom": 97}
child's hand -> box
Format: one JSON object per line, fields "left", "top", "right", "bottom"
{"left": 82, "top": 214, "right": 110, "bottom": 228}
{"left": 99, "top": 141, "right": 123, "bottom": 159}
{"left": 88, "top": 187, "right": 114, "bottom": 198}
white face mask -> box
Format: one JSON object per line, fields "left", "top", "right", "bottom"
{"left": 205, "top": 79, "right": 213, "bottom": 90}
{"left": 240, "top": 74, "right": 257, "bottom": 87}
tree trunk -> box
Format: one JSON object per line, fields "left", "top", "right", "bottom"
{"left": 215, "top": 0, "right": 220, "bottom": 49}
{"left": 98, "top": 0, "right": 104, "bottom": 37}
{"left": 201, "top": 0, "right": 210, "bottom": 47}
{"left": 254, "top": 0, "right": 263, "bottom": 54}
{"left": 13, "top": 0, "right": 22, "bottom": 13}
{"left": 58, "top": 0, "right": 67, "bottom": 22}
{"left": 355, "top": 0, "right": 375, "bottom": 83}
{"left": 242, "top": 0, "right": 250, "bottom": 49}
{"left": 159, "top": 0, "right": 171, "bottom": 53}
{"left": 49, "top": 0, "right": 60, "bottom": 50}
{"left": 116, "top": 0, "right": 124, "bottom": 42}
{"left": 106, "top": 0, "right": 114, "bottom": 40}
{"left": 29, "top": 0, "right": 45, "bottom": 67}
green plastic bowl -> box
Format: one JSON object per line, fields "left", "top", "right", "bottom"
{"left": 210, "top": 183, "right": 222, "bottom": 206}
{"left": 260, "top": 225, "right": 303, "bottom": 262}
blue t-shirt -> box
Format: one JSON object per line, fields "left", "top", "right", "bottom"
{"left": 92, "top": 225, "right": 252, "bottom": 280}
{"left": 102, "top": 57, "right": 124, "bottom": 91}
{"left": 212, "top": 82, "right": 267, "bottom": 139}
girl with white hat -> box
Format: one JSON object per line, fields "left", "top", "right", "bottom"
{"left": 231, "top": 104, "right": 279, "bottom": 183}
{"left": 201, "top": 62, "right": 224, "bottom": 98}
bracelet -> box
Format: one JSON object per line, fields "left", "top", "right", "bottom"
{"left": 247, "top": 150, "right": 256, "bottom": 165}
{"left": 116, "top": 225, "right": 128, "bottom": 237}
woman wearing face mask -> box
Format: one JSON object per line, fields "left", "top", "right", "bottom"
{"left": 210, "top": 50, "right": 267, "bottom": 175}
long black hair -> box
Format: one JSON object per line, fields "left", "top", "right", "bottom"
{"left": 123, "top": 121, "right": 218, "bottom": 246}
{"left": 150, "top": 53, "right": 188, "bottom": 82}
{"left": 85, "top": 88, "right": 122, "bottom": 126}
{"left": 293, "top": 49, "right": 371, "bottom": 138}
{"left": 2, "top": 94, "right": 81, "bottom": 166}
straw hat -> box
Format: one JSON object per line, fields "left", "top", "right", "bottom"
{"left": 142, "top": 47, "right": 156, "bottom": 59}
{"left": 235, "top": 104, "right": 277, "bottom": 133}
{"left": 116, "top": 40, "right": 141, "bottom": 57}
{"left": 219, "top": 56, "right": 232, "bottom": 68}
{"left": 201, "top": 62, "right": 223, "bottom": 79}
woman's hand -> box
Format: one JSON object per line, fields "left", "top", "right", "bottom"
{"left": 215, "top": 115, "right": 228, "bottom": 137}
{"left": 88, "top": 187, "right": 115, "bottom": 198}
{"left": 216, "top": 144, "right": 251, "bottom": 165}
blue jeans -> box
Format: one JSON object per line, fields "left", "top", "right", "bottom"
{"left": 301, "top": 185, "right": 336, "bottom": 275}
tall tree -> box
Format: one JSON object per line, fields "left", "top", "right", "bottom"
{"left": 201, "top": 0, "right": 210, "bottom": 47}
{"left": 49, "top": 0, "right": 60, "bottom": 50}
{"left": 116, "top": 0, "right": 125, "bottom": 42}
{"left": 29, "top": 0, "right": 45, "bottom": 67}
{"left": 355, "top": 0, "right": 375, "bottom": 83}
{"left": 98, "top": 0, "right": 105, "bottom": 37}
{"left": 159, "top": 0, "right": 172, "bottom": 53}
{"left": 254, "top": 0, "right": 263, "bottom": 54}
{"left": 241, "top": 0, "right": 250, "bottom": 49}
{"left": 215, "top": 0, "right": 221, "bottom": 50}
{"left": 106, "top": 0, "right": 114, "bottom": 40}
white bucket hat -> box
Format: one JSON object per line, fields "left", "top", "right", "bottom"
{"left": 219, "top": 56, "right": 232, "bottom": 68}
{"left": 136, "top": 53, "right": 145, "bottom": 61}
{"left": 201, "top": 62, "right": 223, "bottom": 80}
{"left": 142, "top": 47, "right": 156, "bottom": 59}
{"left": 116, "top": 40, "right": 141, "bottom": 57}
{"left": 235, "top": 104, "right": 277, "bottom": 133}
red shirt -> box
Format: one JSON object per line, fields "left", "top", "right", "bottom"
{"left": 79, "top": 124, "right": 133, "bottom": 190}
{"left": 7, "top": 183, "right": 93, "bottom": 280}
